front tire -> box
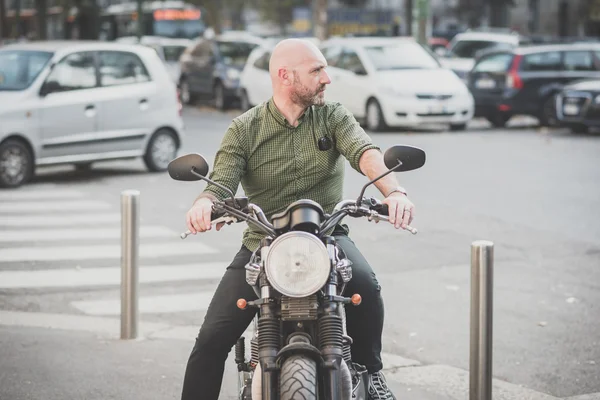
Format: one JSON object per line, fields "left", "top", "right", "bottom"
{"left": 143, "top": 129, "right": 178, "bottom": 172}
{"left": 279, "top": 355, "right": 317, "bottom": 400}
{"left": 0, "top": 139, "right": 34, "bottom": 188}
{"left": 366, "top": 98, "right": 387, "bottom": 132}
{"left": 450, "top": 123, "right": 467, "bottom": 131}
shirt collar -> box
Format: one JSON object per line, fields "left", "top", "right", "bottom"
{"left": 267, "top": 97, "right": 310, "bottom": 128}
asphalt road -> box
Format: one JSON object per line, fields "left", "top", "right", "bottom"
{"left": 1, "top": 106, "right": 599, "bottom": 399}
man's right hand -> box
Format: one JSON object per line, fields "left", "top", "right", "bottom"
{"left": 186, "top": 198, "right": 215, "bottom": 234}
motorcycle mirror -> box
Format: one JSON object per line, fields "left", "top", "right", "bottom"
{"left": 383, "top": 145, "right": 426, "bottom": 172}
{"left": 355, "top": 145, "right": 426, "bottom": 205}
{"left": 168, "top": 153, "right": 209, "bottom": 181}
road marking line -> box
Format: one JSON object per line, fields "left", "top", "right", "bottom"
{"left": 0, "top": 189, "right": 85, "bottom": 200}
{"left": 0, "top": 226, "right": 177, "bottom": 242}
{"left": 0, "top": 200, "right": 111, "bottom": 212}
{"left": 0, "top": 310, "right": 169, "bottom": 338}
{"left": 0, "top": 241, "right": 217, "bottom": 262}
{"left": 70, "top": 291, "right": 217, "bottom": 315}
{"left": 0, "top": 263, "right": 226, "bottom": 289}
{"left": 0, "top": 213, "right": 122, "bottom": 227}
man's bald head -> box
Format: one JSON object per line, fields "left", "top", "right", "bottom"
{"left": 268, "top": 38, "right": 324, "bottom": 78}
{"left": 268, "top": 38, "right": 331, "bottom": 107}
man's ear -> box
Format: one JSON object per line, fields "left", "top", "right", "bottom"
{"left": 278, "top": 67, "right": 291, "bottom": 86}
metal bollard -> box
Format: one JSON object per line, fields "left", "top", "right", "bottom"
{"left": 121, "top": 190, "right": 140, "bottom": 339}
{"left": 470, "top": 240, "right": 494, "bottom": 400}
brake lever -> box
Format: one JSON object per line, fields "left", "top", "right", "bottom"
{"left": 367, "top": 211, "right": 418, "bottom": 235}
{"left": 180, "top": 215, "right": 239, "bottom": 239}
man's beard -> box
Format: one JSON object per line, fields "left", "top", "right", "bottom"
{"left": 291, "top": 71, "right": 325, "bottom": 107}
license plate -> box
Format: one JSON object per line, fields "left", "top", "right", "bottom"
{"left": 429, "top": 101, "right": 448, "bottom": 114}
{"left": 475, "top": 78, "right": 496, "bottom": 89}
{"left": 563, "top": 104, "right": 580, "bottom": 115}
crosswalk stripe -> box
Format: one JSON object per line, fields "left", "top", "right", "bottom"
{"left": 0, "top": 200, "right": 111, "bottom": 212}
{"left": 0, "top": 213, "right": 122, "bottom": 227}
{"left": 70, "top": 292, "right": 217, "bottom": 315}
{"left": 0, "top": 263, "right": 227, "bottom": 289}
{"left": 0, "top": 241, "right": 218, "bottom": 262}
{"left": 0, "top": 189, "right": 85, "bottom": 200}
{"left": 0, "top": 226, "right": 177, "bottom": 242}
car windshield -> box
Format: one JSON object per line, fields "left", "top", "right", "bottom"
{"left": 448, "top": 40, "right": 512, "bottom": 58}
{"left": 0, "top": 50, "right": 53, "bottom": 91}
{"left": 216, "top": 41, "right": 259, "bottom": 67}
{"left": 363, "top": 42, "right": 440, "bottom": 71}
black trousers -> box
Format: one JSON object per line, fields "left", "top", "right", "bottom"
{"left": 181, "top": 232, "right": 385, "bottom": 400}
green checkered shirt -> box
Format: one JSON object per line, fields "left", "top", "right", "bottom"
{"left": 201, "top": 98, "right": 380, "bottom": 252}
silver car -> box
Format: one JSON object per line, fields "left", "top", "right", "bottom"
{"left": 0, "top": 41, "right": 185, "bottom": 188}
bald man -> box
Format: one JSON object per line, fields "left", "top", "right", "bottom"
{"left": 180, "top": 39, "right": 413, "bottom": 400}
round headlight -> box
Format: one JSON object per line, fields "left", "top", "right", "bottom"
{"left": 265, "top": 231, "right": 330, "bottom": 298}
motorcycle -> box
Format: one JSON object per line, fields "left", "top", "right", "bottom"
{"left": 168, "top": 144, "right": 426, "bottom": 400}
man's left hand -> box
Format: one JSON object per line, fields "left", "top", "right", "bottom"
{"left": 382, "top": 192, "right": 415, "bottom": 230}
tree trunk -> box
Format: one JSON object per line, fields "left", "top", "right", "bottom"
{"left": 35, "top": 0, "right": 48, "bottom": 39}
{"left": 0, "top": 0, "right": 8, "bottom": 41}
{"left": 313, "top": 0, "right": 327, "bottom": 41}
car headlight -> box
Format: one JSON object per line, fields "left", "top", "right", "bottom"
{"left": 227, "top": 69, "right": 240, "bottom": 80}
{"left": 265, "top": 231, "right": 331, "bottom": 298}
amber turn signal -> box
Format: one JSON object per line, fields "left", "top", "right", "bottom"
{"left": 351, "top": 294, "right": 362, "bottom": 305}
{"left": 236, "top": 298, "right": 247, "bottom": 309}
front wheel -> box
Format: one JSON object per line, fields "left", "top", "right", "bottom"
{"left": 279, "top": 355, "right": 317, "bottom": 400}
{"left": 143, "top": 129, "right": 178, "bottom": 172}
{"left": 366, "top": 99, "right": 387, "bottom": 132}
{"left": 0, "top": 139, "right": 34, "bottom": 188}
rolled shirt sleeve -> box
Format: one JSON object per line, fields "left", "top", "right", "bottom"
{"left": 328, "top": 102, "right": 380, "bottom": 174}
{"left": 201, "top": 120, "right": 247, "bottom": 201}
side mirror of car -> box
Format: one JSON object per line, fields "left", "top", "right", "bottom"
{"left": 39, "top": 80, "right": 61, "bottom": 97}
{"left": 352, "top": 67, "right": 368, "bottom": 76}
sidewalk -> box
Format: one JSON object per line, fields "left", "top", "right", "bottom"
{"left": 0, "top": 324, "right": 448, "bottom": 400}
{"left": 0, "top": 321, "right": 561, "bottom": 400}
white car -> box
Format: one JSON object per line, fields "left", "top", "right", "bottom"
{"left": 0, "top": 41, "right": 184, "bottom": 188}
{"left": 240, "top": 37, "right": 474, "bottom": 131}
{"left": 116, "top": 36, "right": 193, "bottom": 84}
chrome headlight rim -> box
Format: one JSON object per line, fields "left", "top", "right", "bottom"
{"left": 264, "top": 231, "right": 330, "bottom": 298}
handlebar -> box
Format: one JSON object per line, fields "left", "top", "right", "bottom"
{"left": 180, "top": 197, "right": 417, "bottom": 239}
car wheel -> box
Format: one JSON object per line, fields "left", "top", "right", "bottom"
{"left": 450, "top": 123, "right": 467, "bottom": 131}
{"left": 0, "top": 139, "right": 34, "bottom": 188}
{"left": 571, "top": 124, "right": 589, "bottom": 134}
{"left": 179, "top": 78, "right": 193, "bottom": 105}
{"left": 240, "top": 89, "right": 251, "bottom": 111}
{"left": 214, "top": 81, "right": 227, "bottom": 111}
{"left": 486, "top": 112, "right": 511, "bottom": 128}
{"left": 539, "top": 96, "right": 558, "bottom": 127}
{"left": 366, "top": 99, "right": 387, "bottom": 132}
{"left": 143, "top": 129, "right": 178, "bottom": 172}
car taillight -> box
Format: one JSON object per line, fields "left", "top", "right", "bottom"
{"left": 506, "top": 54, "right": 523, "bottom": 90}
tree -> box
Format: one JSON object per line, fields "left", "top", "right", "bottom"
{"left": 35, "top": 0, "right": 47, "bottom": 39}
{"left": 0, "top": 0, "right": 8, "bottom": 41}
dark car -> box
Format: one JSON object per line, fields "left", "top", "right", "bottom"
{"left": 555, "top": 79, "right": 600, "bottom": 133}
{"left": 466, "top": 43, "right": 600, "bottom": 127}
{"left": 178, "top": 33, "right": 263, "bottom": 110}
